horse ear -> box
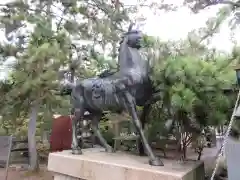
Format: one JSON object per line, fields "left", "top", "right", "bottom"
{"left": 128, "top": 22, "right": 134, "bottom": 32}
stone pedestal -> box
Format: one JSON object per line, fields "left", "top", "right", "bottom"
{"left": 48, "top": 148, "right": 204, "bottom": 180}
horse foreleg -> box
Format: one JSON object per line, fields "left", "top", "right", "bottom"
{"left": 124, "top": 92, "right": 164, "bottom": 166}
{"left": 92, "top": 114, "right": 113, "bottom": 153}
{"left": 72, "top": 108, "right": 83, "bottom": 155}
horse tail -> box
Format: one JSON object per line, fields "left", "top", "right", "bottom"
{"left": 59, "top": 81, "right": 75, "bottom": 95}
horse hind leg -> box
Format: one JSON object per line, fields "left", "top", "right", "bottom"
{"left": 71, "top": 94, "right": 85, "bottom": 155}
{"left": 92, "top": 114, "right": 113, "bottom": 153}
{"left": 138, "top": 103, "right": 151, "bottom": 156}
{"left": 71, "top": 107, "right": 84, "bottom": 154}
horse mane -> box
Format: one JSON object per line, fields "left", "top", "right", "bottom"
{"left": 98, "top": 69, "right": 116, "bottom": 78}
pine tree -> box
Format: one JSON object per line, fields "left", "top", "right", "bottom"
{"left": 0, "top": 0, "right": 129, "bottom": 171}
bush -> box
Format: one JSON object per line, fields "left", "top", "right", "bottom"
{"left": 102, "top": 130, "right": 114, "bottom": 146}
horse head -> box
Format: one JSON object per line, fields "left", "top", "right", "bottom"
{"left": 120, "top": 23, "right": 143, "bottom": 49}
{"left": 118, "top": 23, "right": 146, "bottom": 72}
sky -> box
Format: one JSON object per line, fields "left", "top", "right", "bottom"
{"left": 0, "top": 0, "right": 238, "bottom": 78}
{"left": 125, "top": 0, "right": 237, "bottom": 52}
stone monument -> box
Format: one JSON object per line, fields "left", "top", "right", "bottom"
{"left": 60, "top": 23, "right": 163, "bottom": 166}
{"left": 49, "top": 23, "right": 205, "bottom": 180}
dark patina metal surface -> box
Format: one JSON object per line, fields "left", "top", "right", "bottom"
{"left": 63, "top": 23, "right": 163, "bottom": 166}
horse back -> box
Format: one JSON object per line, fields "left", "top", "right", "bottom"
{"left": 80, "top": 77, "right": 123, "bottom": 111}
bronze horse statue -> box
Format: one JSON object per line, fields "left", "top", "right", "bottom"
{"left": 61, "top": 24, "right": 163, "bottom": 166}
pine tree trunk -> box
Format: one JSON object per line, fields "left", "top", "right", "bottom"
{"left": 28, "top": 103, "right": 39, "bottom": 171}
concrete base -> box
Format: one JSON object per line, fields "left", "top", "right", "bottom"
{"left": 48, "top": 148, "right": 204, "bottom": 180}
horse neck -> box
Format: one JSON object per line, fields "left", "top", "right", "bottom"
{"left": 118, "top": 43, "right": 147, "bottom": 76}
{"left": 118, "top": 40, "right": 132, "bottom": 70}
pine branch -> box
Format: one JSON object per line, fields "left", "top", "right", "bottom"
{"left": 204, "top": 0, "right": 240, "bottom": 8}
{"left": 0, "top": 3, "right": 69, "bottom": 22}
{"left": 191, "top": 0, "right": 240, "bottom": 12}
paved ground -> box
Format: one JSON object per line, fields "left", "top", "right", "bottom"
{"left": 0, "top": 165, "right": 53, "bottom": 180}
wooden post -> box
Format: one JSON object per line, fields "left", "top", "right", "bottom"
{"left": 5, "top": 135, "right": 13, "bottom": 180}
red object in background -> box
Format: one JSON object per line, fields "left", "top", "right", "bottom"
{"left": 50, "top": 115, "right": 72, "bottom": 152}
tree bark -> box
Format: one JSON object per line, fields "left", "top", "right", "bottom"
{"left": 28, "top": 103, "right": 39, "bottom": 171}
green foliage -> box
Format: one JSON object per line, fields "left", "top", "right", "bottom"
{"left": 99, "top": 115, "right": 115, "bottom": 146}
{"left": 0, "top": 0, "right": 129, "bottom": 138}
{"left": 0, "top": 0, "right": 239, "bottom": 166}
{"left": 0, "top": 0, "right": 130, "bottom": 169}
{"left": 141, "top": 35, "right": 156, "bottom": 48}
{"left": 151, "top": 51, "right": 236, "bottom": 127}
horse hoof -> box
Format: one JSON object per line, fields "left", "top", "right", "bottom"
{"left": 149, "top": 158, "right": 164, "bottom": 166}
{"left": 139, "top": 151, "right": 147, "bottom": 156}
{"left": 106, "top": 147, "right": 114, "bottom": 153}
{"left": 72, "top": 148, "right": 82, "bottom": 155}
